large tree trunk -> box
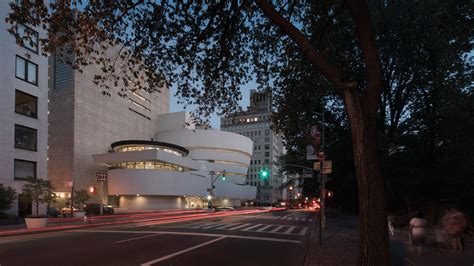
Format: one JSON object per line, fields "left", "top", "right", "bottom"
{"left": 343, "top": 89, "right": 390, "bottom": 265}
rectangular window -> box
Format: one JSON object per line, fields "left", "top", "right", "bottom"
{"left": 264, "top": 144, "right": 270, "bottom": 150}
{"left": 15, "top": 124, "right": 37, "bottom": 151}
{"left": 15, "top": 90, "right": 37, "bottom": 118}
{"left": 265, "top": 159, "right": 270, "bottom": 164}
{"left": 16, "top": 56, "right": 38, "bottom": 85}
{"left": 265, "top": 152, "right": 270, "bottom": 157}
{"left": 14, "top": 159, "right": 36, "bottom": 180}
{"left": 17, "top": 24, "right": 38, "bottom": 53}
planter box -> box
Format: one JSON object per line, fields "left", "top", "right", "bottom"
{"left": 73, "top": 211, "right": 86, "bottom": 218}
{"left": 25, "top": 218, "right": 48, "bottom": 229}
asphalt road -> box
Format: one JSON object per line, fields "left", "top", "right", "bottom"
{"left": 0, "top": 209, "right": 316, "bottom": 266}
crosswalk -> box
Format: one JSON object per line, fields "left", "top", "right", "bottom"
{"left": 165, "top": 221, "right": 309, "bottom": 236}
{"left": 244, "top": 214, "right": 313, "bottom": 221}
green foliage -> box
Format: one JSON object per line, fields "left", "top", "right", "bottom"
{"left": 273, "top": 1, "right": 473, "bottom": 212}
{"left": 0, "top": 184, "right": 17, "bottom": 213}
{"left": 21, "top": 177, "right": 55, "bottom": 216}
{"left": 73, "top": 189, "right": 91, "bottom": 208}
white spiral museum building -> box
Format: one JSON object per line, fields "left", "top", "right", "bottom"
{"left": 93, "top": 112, "right": 256, "bottom": 210}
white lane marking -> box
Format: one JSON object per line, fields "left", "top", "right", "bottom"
{"left": 270, "top": 225, "right": 284, "bottom": 233}
{"left": 228, "top": 223, "right": 252, "bottom": 231}
{"left": 299, "top": 227, "right": 308, "bottom": 236}
{"left": 141, "top": 236, "right": 226, "bottom": 266}
{"left": 256, "top": 225, "right": 273, "bottom": 232}
{"left": 215, "top": 223, "right": 239, "bottom": 230}
{"left": 189, "top": 222, "right": 213, "bottom": 229}
{"left": 202, "top": 223, "right": 227, "bottom": 229}
{"left": 77, "top": 229, "right": 303, "bottom": 244}
{"left": 283, "top": 226, "right": 296, "bottom": 234}
{"left": 115, "top": 233, "right": 161, "bottom": 244}
{"left": 242, "top": 224, "right": 262, "bottom": 231}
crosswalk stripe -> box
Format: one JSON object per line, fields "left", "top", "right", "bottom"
{"left": 242, "top": 224, "right": 262, "bottom": 231}
{"left": 299, "top": 227, "right": 308, "bottom": 235}
{"left": 215, "top": 223, "right": 240, "bottom": 230}
{"left": 256, "top": 224, "right": 273, "bottom": 232}
{"left": 202, "top": 223, "right": 227, "bottom": 229}
{"left": 283, "top": 226, "right": 296, "bottom": 234}
{"left": 270, "top": 225, "right": 284, "bottom": 233}
{"left": 189, "top": 222, "right": 211, "bottom": 228}
{"left": 229, "top": 223, "right": 252, "bottom": 230}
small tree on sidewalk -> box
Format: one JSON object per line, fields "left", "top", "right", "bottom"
{"left": 73, "top": 189, "right": 90, "bottom": 211}
{"left": 21, "top": 176, "right": 55, "bottom": 216}
{"left": 0, "top": 184, "right": 17, "bottom": 216}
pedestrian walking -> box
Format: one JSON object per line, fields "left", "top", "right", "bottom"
{"left": 409, "top": 211, "right": 427, "bottom": 256}
{"left": 443, "top": 209, "right": 467, "bottom": 252}
{"left": 83, "top": 214, "right": 91, "bottom": 224}
{"left": 388, "top": 214, "right": 395, "bottom": 236}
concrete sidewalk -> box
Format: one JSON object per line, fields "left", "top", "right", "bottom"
{"left": 304, "top": 211, "right": 474, "bottom": 266}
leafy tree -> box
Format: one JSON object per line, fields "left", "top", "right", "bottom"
{"left": 9, "top": 1, "right": 472, "bottom": 264}
{"left": 21, "top": 177, "right": 55, "bottom": 216}
{"left": 0, "top": 184, "right": 17, "bottom": 215}
{"left": 72, "top": 189, "right": 91, "bottom": 210}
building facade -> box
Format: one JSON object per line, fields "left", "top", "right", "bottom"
{"left": 93, "top": 112, "right": 256, "bottom": 210}
{"left": 0, "top": 2, "right": 48, "bottom": 216}
{"left": 221, "top": 89, "right": 284, "bottom": 205}
{"left": 48, "top": 48, "right": 170, "bottom": 200}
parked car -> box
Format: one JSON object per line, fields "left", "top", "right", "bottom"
{"left": 83, "top": 204, "right": 114, "bottom": 215}
{"left": 61, "top": 206, "right": 79, "bottom": 216}
{"left": 47, "top": 207, "right": 60, "bottom": 217}
{"left": 214, "top": 207, "right": 235, "bottom": 212}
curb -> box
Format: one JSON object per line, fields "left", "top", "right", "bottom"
{"left": 0, "top": 209, "right": 272, "bottom": 238}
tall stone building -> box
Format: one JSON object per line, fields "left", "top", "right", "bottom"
{"left": 48, "top": 47, "right": 170, "bottom": 200}
{"left": 221, "top": 89, "right": 284, "bottom": 204}
{"left": 0, "top": 1, "right": 49, "bottom": 216}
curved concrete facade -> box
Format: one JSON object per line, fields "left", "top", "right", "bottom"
{"left": 155, "top": 129, "right": 252, "bottom": 185}
{"left": 93, "top": 120, "right": 256, "bottom": 210}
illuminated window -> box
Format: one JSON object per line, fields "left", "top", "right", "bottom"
{"left": 145, "top": 162, "right": 154, "bottom": 169}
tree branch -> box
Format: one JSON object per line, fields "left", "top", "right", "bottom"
{"left": 344, "top": 0, "right": 383, "bottom": 114}
{"left": 255, "top": 0, "right": 354, "bottom": 91}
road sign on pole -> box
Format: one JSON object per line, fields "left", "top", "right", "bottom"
{"left": 322, "top": 160, "right": 332, "bottom": 174}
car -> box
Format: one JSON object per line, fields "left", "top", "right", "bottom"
{"left": 61, "top": 206, "right": 79, "bottom": 216}
{"left": 214, "top": 206, "right": 235, "bottom": 212}
{"left": 83, "top": 204, "right": 114, "bottom": 215}
{"left": 47, "top": 207, "right": 60, "bottom": 217}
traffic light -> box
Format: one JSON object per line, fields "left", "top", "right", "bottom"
{"left": 221, "top": 170, "right": 226, "bottom": 181}
{"left": 259, "top": 168, "right": 269, "bottom": 179}
{"left": 89, "top": 186, "right": 97, "bottom": 194}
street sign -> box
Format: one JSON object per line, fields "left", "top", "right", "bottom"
{"left": 96, "top": 172, "right": 108, "bottom": 182}
{"left": 322, "top": 160, "right": 332, "bottom": 174}
{"left": 314, "top": 162, "right": 321, "bottom": 170}
{"left": 302, "top": 169, "right": 313, "bottom": 178}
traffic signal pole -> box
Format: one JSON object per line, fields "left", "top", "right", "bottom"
{"left": 208, "top": 170, "right": 226, "bottom": 210}
{"left": 321, "top": 110, "right": 326, "bottom": 229}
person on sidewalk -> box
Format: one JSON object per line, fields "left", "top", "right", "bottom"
{"left": 388, "top": 213, "right": 396, "bottom": 236}
{"left": 409, "top": 211, "right": 427, "bottom": 256}
{"left": 443, "top": 208, "right": 467, "bottom": 252}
